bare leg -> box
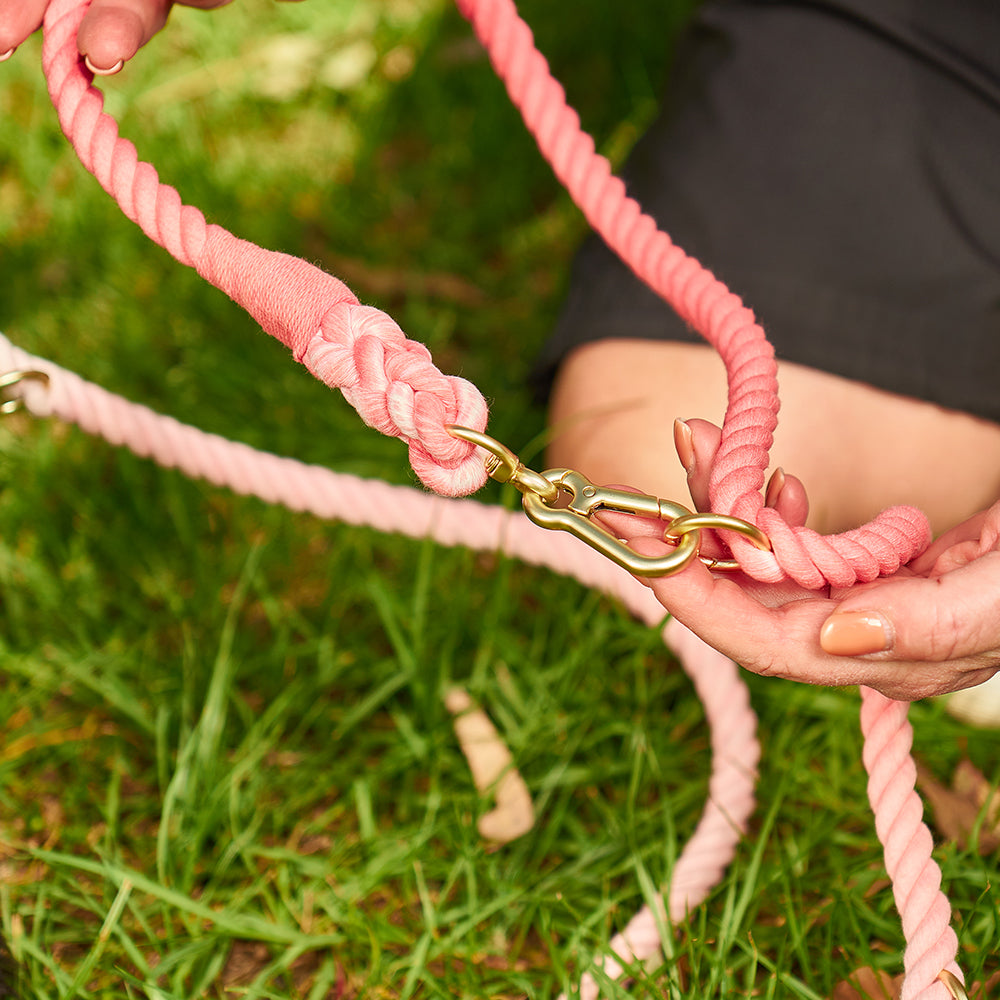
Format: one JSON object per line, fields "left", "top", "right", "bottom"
{"left": 547, "top": 340, "right": 1000, "bottom": 537}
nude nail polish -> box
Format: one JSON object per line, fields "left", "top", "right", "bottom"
{"left": 0, "top": 48, "right": 16, "bottom": 63}
{"left": 673, "top": 418, "right": 695, "bottom": 474}
{"left": 820, "top": 611, "right": 890, "bottom": 656}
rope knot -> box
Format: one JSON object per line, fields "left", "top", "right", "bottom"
{"left": 304, "top": 302, "right": 489, "bottom": 495}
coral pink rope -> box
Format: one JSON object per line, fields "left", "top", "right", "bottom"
{"left": 28, "top": 1, "right": 965, "bottom": 996}
{"left": 41, "top": 0, "right": 489, "bottom": 499}
{"left": 453, "top": 0, "right": 933, "bottom": 590}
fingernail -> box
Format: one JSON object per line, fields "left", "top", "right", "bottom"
{"left": 673, "top": 418, "right": 695, "bottom": 474}
{"left": 820, "top": 611, "right": 891, "bottom": 656}
{"left": 84, "top": 55, "right": 125, "bottom": 76}
{"left": 765, "top": 467, "right": 785, "bottom": 508}
{"left": 0, "top": 47, "right": 15, "bottom": 63}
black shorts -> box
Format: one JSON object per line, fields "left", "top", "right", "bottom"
{"left": 533, "top": 0, "right": 1000, "bottom": 424}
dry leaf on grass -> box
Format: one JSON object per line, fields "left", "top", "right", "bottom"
{"left": 444, "top": 688, "right": 535, "bottom": 844}
{"left": 833, "top": 968, "right": 999, "bottom": 1000}
{"left": 970, "top": 971, "right": 1000, "bottom": 998}
{"left": 916, "top": 758, "right": 1000, "bottom": 854}
{"left": 832, "top": 967, "right": 903, "bottom": 1000}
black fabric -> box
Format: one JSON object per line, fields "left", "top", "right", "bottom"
{"left": 533, "top": 0, "right": 1000, "bottom": 423}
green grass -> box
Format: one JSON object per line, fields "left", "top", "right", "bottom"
{"left": 0, "top": 1, "right": 997, "bottom": 997}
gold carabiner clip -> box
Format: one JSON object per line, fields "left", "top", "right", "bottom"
{"left": 448, "top": 426, "right": 770, "bottom": 577}
{"left": 521, "top": 467, "right": 701, "bottom": 577}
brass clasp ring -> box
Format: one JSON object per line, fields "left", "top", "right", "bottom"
{"left": 0, "top": 369, "right": 50, "bottom": 415}
{"left": 665, "top": 511, "right": 771, "bottom": 571}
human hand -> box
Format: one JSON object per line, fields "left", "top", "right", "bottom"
{"left": 602, "top": 419, "right": 1000, "bottom": 701}
{"left": 0, "top": 0, "right": 304, "bottom": 75}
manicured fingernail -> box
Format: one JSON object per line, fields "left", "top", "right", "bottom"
{"left": 673, "top": 418, "right": 695, "bottom": 474}
{"left": 820, "top": 611, "right": 890, "bottom": 656}
{"left": 765, "top": 467, "right": 785, "bottom": 508}
{"left": 84, "top": 55, "right": 125, "bottom": 76}
{"left": 0, "top": 47, "right": 16, "bottom": 63}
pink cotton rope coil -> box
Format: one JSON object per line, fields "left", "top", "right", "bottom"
{"left": 42, "top": 0, "right": 932, "bottom": 589}
{"left": 29, "top": 0, "right": 965, "bottom": 995}
{"left": 40, "top": 0, "right": 489, "bottom": 499}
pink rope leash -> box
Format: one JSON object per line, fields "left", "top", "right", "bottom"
{"left": 10, "top": 0, "right": 968, "bottom": 995}
{"left": 41, "top": 0, "right": 489, "bottom": 499}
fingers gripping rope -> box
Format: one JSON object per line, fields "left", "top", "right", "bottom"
{"left": 41, "top": 0, "right": 488, "bottom": 497}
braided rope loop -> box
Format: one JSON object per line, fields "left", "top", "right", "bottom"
{"left": 41, "top": 0, "right": 488, "bottom": 496}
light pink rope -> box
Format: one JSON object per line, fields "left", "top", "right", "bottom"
{"left": 1, "top": 334, "right": 962, "bottom": 998}
{"left": 0, "top": 333, "right": 758, "bottom": 996}
{"left": 27, "top": 0, "right": 965, "bottom": 994}
{"left": 570, "top": 619, "right": 760, "bottom": 1000}
{"left": 861, "top": 689, "right": 965, "bottom": 1000}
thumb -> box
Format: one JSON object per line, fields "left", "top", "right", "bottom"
{"left": 820, "top": 552, "right": 1000, "bottom": 662}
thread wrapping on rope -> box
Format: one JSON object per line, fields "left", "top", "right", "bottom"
{"left": 41, "top": 0, "right": 935, "bottom": 587}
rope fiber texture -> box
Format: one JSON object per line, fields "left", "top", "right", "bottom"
{"left": 41, "top": 0, "right": 489, "bottom": 498}
{"left": 19, "top": 0, "right": 967, "bottom": 996}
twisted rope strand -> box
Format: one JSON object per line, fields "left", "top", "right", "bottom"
{"left": 29, "top": 0, "right": 966, "bottom": 993}
{"left": 6, "top": 337, "right": 965, "bottom": 999}
{"left": 44, "top": 0, "right": 932, "bottom": 585}
{"left": 860, "top": 689, "right": 964, "bottom": 1000}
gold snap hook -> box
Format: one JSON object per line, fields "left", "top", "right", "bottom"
{"left": 445, "top": 425, "right": 771, "bottom": 578}
{"left": 521, "top": 468, "right": 702, "bottom": 577}
{"left": 0, "top": 369, "right": 50, "bottom": 415}
{"left": 446, "top": 425, "right": 559, "bottom": 504}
